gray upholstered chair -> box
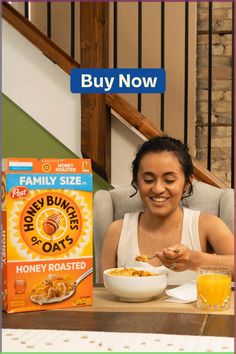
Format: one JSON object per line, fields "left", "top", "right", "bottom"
{"left": 93, "top": 180, "right": 234, "bottom": 283}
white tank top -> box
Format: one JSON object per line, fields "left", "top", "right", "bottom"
{"left": 117, "top": 208, "right": 201, "bottom": 285}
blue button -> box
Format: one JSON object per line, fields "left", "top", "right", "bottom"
{"left": 70, "top": 68, "right": 166, "bottom": 94}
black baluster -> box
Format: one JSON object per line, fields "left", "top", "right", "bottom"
{"left": 231, "top": 1, "right": 234, "bottom": 188}
{"left": 137, "top": 2, "right": 142, "bottom": 112}
{"left": 47, "top": 2, "right": 51, "bottom": 39}
{"left": 24, "top": 2, "right": 29, "bottom": 19}
{"left": 184, "top": 3, "right": 189, "bottom": 145}
{"left": 207, "top": 2, "right": 212, "bottom": 171}
{"left": 71, "top": 1, "right": 75, "bottom": 58}
{"left": 114, "top": 2, "right": 118, "bottom": 68}
{"left": 160, "top": 2, "right": 165, "bottom": 131}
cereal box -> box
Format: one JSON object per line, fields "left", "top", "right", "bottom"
{"left": 2, "top": 158, "right": 93, "bottom": 313}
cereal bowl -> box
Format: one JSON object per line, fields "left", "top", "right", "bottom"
{"left": 103, "top": 267, "right": 168, "bottom": 302}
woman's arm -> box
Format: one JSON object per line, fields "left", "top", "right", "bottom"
{"left": 188, "top": 252, "right": 234, "bottom": 273}
{"left": 156, "top": 214, "right": 234, "bottom": 276}
{"left": 99, "top": 219, "right": 123, "bottom": 283}
{"left": 201, "top": 213, "right": 234, "bottom": 255}
{"left": 194, "top": 213, "right": 234, "bottom": 273}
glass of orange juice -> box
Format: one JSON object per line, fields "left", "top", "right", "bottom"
{"left": 196, "top": 266, "right": 232, "bottom": 311}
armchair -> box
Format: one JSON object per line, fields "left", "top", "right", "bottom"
{"left": 93, "top": 180, "right": 234, "bottom": 283}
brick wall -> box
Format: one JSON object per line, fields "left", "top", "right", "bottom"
{"left": 196, "top": 2, "right": 232, "bottom": 186}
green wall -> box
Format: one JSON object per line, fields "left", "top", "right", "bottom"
{"left": 2, "top": 94, "right": 111, "bottom": 192}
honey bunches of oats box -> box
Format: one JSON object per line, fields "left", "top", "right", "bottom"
{"left": 2, "top": 158, "right": 93, "bottom": 313}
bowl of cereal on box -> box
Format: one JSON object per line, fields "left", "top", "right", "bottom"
{"left": 103, "top": 267, "right": 168, "bottom": 302}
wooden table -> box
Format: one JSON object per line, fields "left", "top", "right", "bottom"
{"left": 3, "top": 288, "right": 234, "bottom": 338}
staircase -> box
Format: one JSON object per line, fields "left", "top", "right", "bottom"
{"left": 2, "top": 2, "right": 231, "bottom": 189}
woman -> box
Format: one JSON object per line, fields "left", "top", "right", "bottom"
{"left": 100, "top": 136, "right": 234, "bottom": 284}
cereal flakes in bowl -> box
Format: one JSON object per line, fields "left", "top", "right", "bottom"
{"left": 103, "top": 267, "right": 168, "bottom": 302}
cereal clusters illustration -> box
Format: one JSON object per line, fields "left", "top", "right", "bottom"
{"left": 30, "top": 274, "right": 76, "bottom": 305}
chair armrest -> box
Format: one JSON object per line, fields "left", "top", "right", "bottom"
{"left": 93, "top": 190, "right": 114, "bottom": 283}
{"left": 219, "top": 189, "right": 234, "bottom": 232}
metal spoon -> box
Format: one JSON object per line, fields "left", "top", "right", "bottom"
{"left": 136, "top": 248, "right": 181, "bottom": 263}
{"left": 135, "top": 254, "right": 156, "bottom": 262}
{"left": 31, "top": 267, "right": 93, "bottom": 305}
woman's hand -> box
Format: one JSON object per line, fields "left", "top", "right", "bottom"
{"left": 155, "top": 244, "right": 195, "bottom": 271}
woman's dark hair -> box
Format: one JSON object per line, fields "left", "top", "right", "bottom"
{"left": 131, "top": 136, "right": 193, "bottom": 199}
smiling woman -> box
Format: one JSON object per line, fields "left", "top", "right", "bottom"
{"left": 100, "top": 136, "right": 234, "bottom": 285}
{"left": 136, "top": 151, "right": 187, "bottom": 219}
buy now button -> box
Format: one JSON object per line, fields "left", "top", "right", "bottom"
{"left": 70, "top": 68, "right": 166, "bottom": 94}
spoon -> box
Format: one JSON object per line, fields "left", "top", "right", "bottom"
{"left": 31, "top": 267, "right": 93, "bottom": 305}
{"left": 136, "top": 248, "right": 181, "bottom": 263}
{"left": 135, "top": 254, "right": 156, "bottom": 262}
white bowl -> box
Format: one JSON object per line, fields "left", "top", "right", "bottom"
{"left": 103, "top": 267, "right": 168, "bottom": 302}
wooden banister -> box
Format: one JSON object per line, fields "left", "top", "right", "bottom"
{"left": 106, "top": 94, "right": 227, "bottom": 189}
{"left": 3, "top": 2, "right": 111, "bottom": 182}
{"left": 191, "top": 158, "right": 227, "bottom": 189}
{"left": 106, "top": 93, "right": 165, "bottom": 139}
{"left": 2, "top": 3, "right": 79, "bottom": 74}
{"left": 3, "top": 2, "right": 227, "bottom": 189}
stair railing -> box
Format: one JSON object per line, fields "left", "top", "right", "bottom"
{"left": 2, "top": 2, "right": 227, "bottom": 189}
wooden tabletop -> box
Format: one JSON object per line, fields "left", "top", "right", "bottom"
{"left": 2, "top": 310, "right": 233, "bottom": 337}
{"left": 3, "top": 288, "right": 234, "bottom": 338}
{"left": 59, "top": 288, "right": 234, "bottom": 315}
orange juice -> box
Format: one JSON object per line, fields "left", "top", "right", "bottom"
{"left": 196, "top": 265, "right": 232, "bottom": 311}
{"left": 2, "top": 158, "right": 93, "bottom": 313}
{"left": 197, "top": 274, "right": 231, "bottom": 306}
